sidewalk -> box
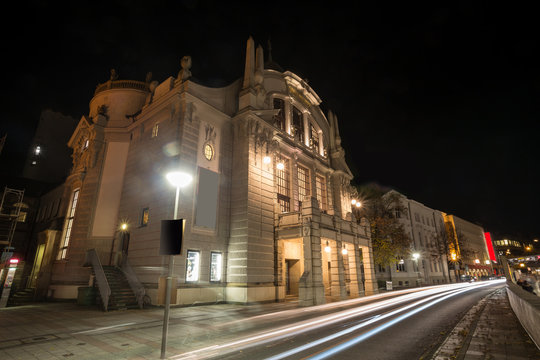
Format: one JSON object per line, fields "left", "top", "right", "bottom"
{"left": 1, "top": 287, "right": 538, "bottom": 360}
{"left": 432, "top": 287, "right": 540, "bottom": 360}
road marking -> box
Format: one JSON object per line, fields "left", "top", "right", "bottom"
{"left": 72, "top": 322, "right": 136, "bottom": 334}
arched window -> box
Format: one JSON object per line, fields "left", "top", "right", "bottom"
{"left": 291, "top": 106, "right": 304, "bottom": 143}
{"left": 272, "top": 98, "right": 286, "bottom": 131}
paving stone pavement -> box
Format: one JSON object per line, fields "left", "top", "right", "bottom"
{"left": 1, "top": 287, "right": 538, "bottom": 360}
{"left": 432, "top": 287, "right": 540, "bottom": 360}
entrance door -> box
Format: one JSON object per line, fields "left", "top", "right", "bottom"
{"left": 28, "top": 244, "right": 45, "bottom": 288}
{"left": 285, "top": 260, "right": 291, "bottom": 295}
{"left": 285, "top": 259, "right": 300, "bottom": 296}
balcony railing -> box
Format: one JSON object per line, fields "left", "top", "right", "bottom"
{"left": 94, "top": 80, "right": 150, "bottom": 95}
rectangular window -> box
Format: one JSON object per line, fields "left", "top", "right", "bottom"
{"left": 315, "top": 174, "right": 327, "bottom": 211}
{"left": 276, "top": 158, "right": 290, "bottom": 213}
{"left": 396, "top": 257, "right": 406, "bottom": 272}
{"left": 310, "top": 124, "right": 319, "bottom": 151}
{"left": 272, "top": 98, "right": 286, "bottom": 131}
{"left": 292, "top": 106, "right": 304, "bottom": 143}
{"left": 297, "top": 165, "right": 310, "bottom": 208}
{"left": 210, "top": 252, "right": 222, "bottom": 282}
{"left": 186, "top": 250, "right": 200, "bottom": 282}
{"left": 141, "top": 207, "right": 149, "bottom": 227}
{"left": 58, "top": 189, "right": 80, "bottom": 260}
{"left": 394, "top": 208, "right": 401, "bottom": 218}
{"left": 152, "top": 123, "right": 159, "bottom": 138}
{"left": 17, "top": 212, "right": 27, "bottom": 223}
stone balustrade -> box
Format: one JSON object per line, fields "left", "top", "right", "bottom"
{"left": 94, "top": 80, "right": 150, "bottom": 95}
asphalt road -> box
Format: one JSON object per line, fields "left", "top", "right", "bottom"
{"left": 173, "top": 281, "right": 505, "bottom": 360}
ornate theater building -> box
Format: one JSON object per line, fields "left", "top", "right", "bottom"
{"left": 37, "top": 37, "right": 377, "bottom": 308}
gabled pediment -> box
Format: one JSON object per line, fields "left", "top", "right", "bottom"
{"left": 67, "top": 116, "right": 92, "bottom": 148}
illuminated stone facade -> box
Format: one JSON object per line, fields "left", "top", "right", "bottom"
{"left": 443, "top": 214, "right": 493, "bottom": 278}
{"left": 375, "top": 191, "right": 451, "bottom": 288}
{"left": 39, "top": 37, "right": 377, "bottom": 305}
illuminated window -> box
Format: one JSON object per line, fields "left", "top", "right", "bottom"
{"left": 210, "top": 252, "right": 222, "bottom": 282}
{"left": 297, "top": 165, "right": 310, "bottom": 208}
{"left": 203, "top": 143, "right": 214, "bottom": 161}
{"left": 152, "top": 123, "right": 159, "bottom": 138}
{"left": 17, "top": 212, "right": 27, "bottom": 223}
{"left": 276, "top": 158, "right": 290, "bottom": 213}
{"left": 141, "top": 208, "right": 149, "bottom": 227}
{"left": 310, "top": 124, "right": 319, "bottom": 151}
{"left": 186, "top": 250, "right": 200, "bottom": 282}
{"left": 58, "top": 189, "right": 80, "bottom": 260}
{"left": 291, "top": 106, "right": 304, "bottom": 143}
{"left": 82, "top": 139, "right": 89, "bottom": 150}
{"left": 315, "top": 174, "right": 327, "bottom": 211}
{"left": 396, "top": 257, "right": 406, "bottom": 272}
{"left": 272, "top": 98, "right": 286, "bottom": 131}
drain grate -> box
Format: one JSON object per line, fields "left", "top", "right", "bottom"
{"left": 20, "top": 334, "right": 59, "bottom": 344}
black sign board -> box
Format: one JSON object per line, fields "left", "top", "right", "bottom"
{"left": 160, "top": 219, "right": 185, "bottom": 255}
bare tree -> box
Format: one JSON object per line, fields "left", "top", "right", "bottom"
{"left": 354, "top": 184, "right": 412, "bottom": 267}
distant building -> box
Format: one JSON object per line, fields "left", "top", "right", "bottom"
{"left": 443, "top": 214, "right": 493, "bottom": 279}
{"left": 22, "top": 110, "right": 77, "bottom": 184}
{"left": 375, "top": 191, "right": 450, "bottom": 288}
{"left": 31, "top": 37, "right": 378, "bottom": 308}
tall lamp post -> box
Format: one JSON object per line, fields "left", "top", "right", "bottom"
{"left": 412, "top": 252, "right": 420, "bottom": 286}
{"left": 161, "top": 171, "right": 192, "bottom": 359}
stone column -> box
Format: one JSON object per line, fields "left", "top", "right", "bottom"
{"left": 298, "top": 197, "right": 325, "bottom": 306}
{"left": 360, "top": 244, "right": 378, "bottom": 295}
{"left": 346, "top": 243, "right": 360, "bottom": 298}
{"left": 353, "top": 244, "right": 366, "bottom": 297}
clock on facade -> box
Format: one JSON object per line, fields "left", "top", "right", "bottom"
{"left": 203, "top": 143, "right": 214, "bottom": 161}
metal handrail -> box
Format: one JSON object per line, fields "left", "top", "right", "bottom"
{"left": 84, "top": 249, "right": 110, "bottom": 311}
{"left": 121, "top": 256, "right": 146, "bottom": 309}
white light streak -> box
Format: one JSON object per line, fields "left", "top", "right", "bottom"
{"left": 171, "top": 281, "right": 503, "bottom": 360}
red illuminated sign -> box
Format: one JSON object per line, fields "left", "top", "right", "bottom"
{"left": 484, "top": 232, "right": 496, "bottom": 262}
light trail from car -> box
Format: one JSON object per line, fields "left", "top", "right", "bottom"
{"left": 171, "top": 280, "right": 504, "bottom": 360}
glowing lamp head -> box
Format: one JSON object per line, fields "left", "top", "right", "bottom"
{"left": 121, "top": 223, "right": 128, "bottom": 231}
{"left": 263, "top": 156, "right": 271, "bottom": 164}
{"left": 520, "top": 263, "right": 525, "bottom": 267}
{"left": 342, "top": 247, "right": 348, "bottom": 255}
{"left": 351, "top": 199, "right": 357, "bottom": 205}
{"left": 276, "top": 162, "right": 285, "bottom": 170}
{"left": 412, "top": 253, "right": 420, "bottom": 260}
{"left": 451, "top": 253, "right": 457, "bottom": 261}
{"left": 485, "top": 260, "right": 490, "bottom": 265}
{"left": 324, "top": 241, "right": 331, "bottom": 253}
{"left": 166, "top": 171, "right": 192, "bottom": 188}
{"left": 9, "top": 258, "right": 19, "bottom": 264}
{"left": 356, "top": 202, "right": 361, "bottom": 208}
{"left": 474, "top": 259, "right": 480, "bottom": 264}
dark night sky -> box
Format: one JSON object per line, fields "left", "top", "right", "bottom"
{"left": 1, "top": 1, "right": 538, "bottom": 241}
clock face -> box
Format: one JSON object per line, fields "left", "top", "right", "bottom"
{"left": 203, "top": 143, "right": 214, "bottom": 161}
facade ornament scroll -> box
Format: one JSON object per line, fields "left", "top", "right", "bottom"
{"left": 302, "top": 216, "right": 312, "bottom": 237}
{"left": 248, "top": 118, "right": 275, "bottom": 163}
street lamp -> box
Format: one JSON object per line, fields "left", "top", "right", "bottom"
{"left": 412, "top": 253, "right": 420, "bottom": 286}
{"left": 324, "top": 241, "right": 331, "bottom": 253}
{"left": 161, "top": 170, "right": 192, "bottom": 359}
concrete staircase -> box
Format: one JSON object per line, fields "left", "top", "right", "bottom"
{"left": 98, "top": 266, "right": 139, "bottom": 311}
{"left": 7, "top": 288, "right": 35, "bottom": 306}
